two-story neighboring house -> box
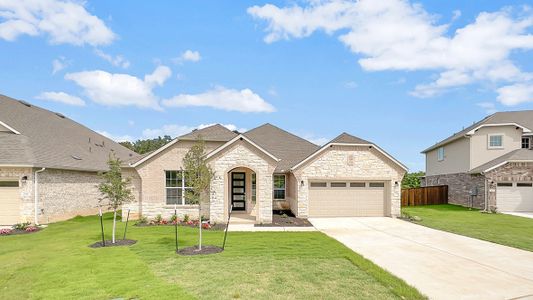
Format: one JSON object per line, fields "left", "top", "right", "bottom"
{"left": 422, "top": 111, "right": 533, "bottom": 212}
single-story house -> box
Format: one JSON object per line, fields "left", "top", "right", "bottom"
{"left": 0, "top": 95, "right": 138, "bottom": 225}
{"left": 123, "top": 123, "right": 407, "bottom": 223}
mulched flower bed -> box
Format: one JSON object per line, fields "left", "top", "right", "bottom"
{"left": 255, "top": 210, "right": 313, "bottom": 227}
{"left": 135, "top": 221, "right": 226, "bottom": 230}
{"left": 89, "top": 239, "right": 137, "bottom": 248}
{"left": 177, "top": 245, "right": 223, "bottom": 256}
{"left": 0, "top": 226, "right": 41, "bottom": 236}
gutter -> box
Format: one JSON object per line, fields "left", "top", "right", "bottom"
{"left": 34, "top": 168, "right": 45, "bottom": 225}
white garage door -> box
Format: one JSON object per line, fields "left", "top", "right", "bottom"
{"left": 497, "top": 182, "right": 533, "bottom": 212}
{"left": 0, "top": 180, "right": 21, "bottom": 225}
{"left": 308, "top": 181, "right": 386, "bottom": 217}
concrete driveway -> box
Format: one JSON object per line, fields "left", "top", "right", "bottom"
{"left": 310, "top": 217, "right": 533, "bottom": 300}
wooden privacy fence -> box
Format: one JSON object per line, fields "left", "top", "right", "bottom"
{"left": 401, "top": 185, "right": 448, "bottom": 207}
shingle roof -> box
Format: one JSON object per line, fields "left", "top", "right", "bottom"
{"left": 179, "top": 124, "right": 238, "bottom": 141}
{"left": 243, "top": 123, "right": 320, "bottom": 172}
{"left": 469, "top": 149, "right": 533, "bottom": 174}
{"left": 331, "top": 132, "right": 372, "bottom": 144}
{"left": 422, "top": 110, "right": 533, "bottom": 153}
{"left": 0, "top": 94, "right": 138, "bottom": 171}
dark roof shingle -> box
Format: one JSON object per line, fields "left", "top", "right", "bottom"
{"left": 0, "top": 95, "right": 138, "bottom": 171}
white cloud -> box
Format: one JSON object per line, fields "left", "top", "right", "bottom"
{"left": 174, "top": 50, "right": 201, "bottom": 63}
{"left": 52, "top": 56, "right": 69, "bottom": 74}
{"left": 344, "top": 81, "right": 357, "bottom": 89}
{"left": 476, "top": 102, "right": 498, "bottom": 114}
{"left": 65, "top": 65, "right": 171, "bottom": 109}
{"left": 497, "top": 83, "right": 533, "bottom": 105}
{"left": 94, "top": 49, "right": 130, "bottom": 68}
{"left": 0, "top": 0, "right": 115, "bottom": 46}
{"left": 301, "top": 134, "right": 329, "bottom": 145}
{"left": 249, "top": 1, "right": 533, "bottom": 105}
{"left": 97, "top": 130, "right": 134, "bottom": 142}
{"left": 36, "top": 91, "right": 85, "bottom": 106}
{"left": 198, "top": 123, "right": 247, "bottom": 133}
{"left": 162, "top": 86, "right": 275, "bottom": 113}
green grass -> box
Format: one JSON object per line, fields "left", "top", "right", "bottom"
{"left": 402, "top": 204, "right": 533, "bottom": 252}
{"left": 0, "top": 213, "right": 425, "bottom": 300}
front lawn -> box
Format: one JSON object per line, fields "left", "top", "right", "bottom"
{"left": 402, "top": 204, "right": 533, "bottom": 252}
{"left": 0, "top": 214, "right": 424, "bottom": 299}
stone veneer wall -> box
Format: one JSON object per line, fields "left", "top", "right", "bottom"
{"left": 293, "top": 145, "right": 405, "bottom": 217}
{"left": 208, "top": 140, "right": 276, "bottom": 224}
{"left": 485, "top": 162, "right": 533, "bottom": 211}
{"left": 38, "top": 169, "right": 104, "bottom": 223}
{"left": 422, "top": 173, "right": 486, "bottom": 209}
{"left": 0, "top": 167, "right": 34, "bottom": 224}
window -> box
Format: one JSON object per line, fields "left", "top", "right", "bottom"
{"left": 350, "top": 182, "right": 365, "bottom": 188}
{"left": 497, "top": 182, "right": 512, "bottom": 187}
{"left": 437, "top": 147, "right": 445, "bottom": 161}
{"left": 310, "top": 182, "right": 327, "bottom": 188}
{"left": 517, "top": 183, "right": 533, "bottom": 187}
{"left": 165, "top": 171, "right": 191, "bottom": 205}
{"left": 0, "top": 181, "right": 19, "bottom": 187}
{"left": 330, "top": 182, "right": 347, "bottom": 188}
{"left": 273, "top": 174, "right": 286, "bottom": 200}
{"left": 251, "top": 173, "right": 257, "bottom": 202}
{"left": 488, "top": 134, "right": 503, "bottom": 149}
{"left": 369, "top": 182, "right": 385, "bottom": 188}
{"left": 522, "top": 137, "right": 531, "bottom": 149}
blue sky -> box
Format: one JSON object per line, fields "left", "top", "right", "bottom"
{"left": 1, "top": 0, "right": 533, "bottom": 171}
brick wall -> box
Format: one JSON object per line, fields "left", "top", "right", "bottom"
{"left": 423, "top": 173, "right": 486, "bottom": 209}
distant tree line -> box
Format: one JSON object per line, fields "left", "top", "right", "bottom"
{"left": 120, "top": 136, "right": 173, "bottom": 154}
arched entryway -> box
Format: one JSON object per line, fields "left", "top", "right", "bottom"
{"left": 227, "top": 166, "right": 257, "bottom": 222}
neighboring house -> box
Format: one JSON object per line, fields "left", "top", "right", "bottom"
{"left": 0, "top": 95, "right": 138, "bottom": 225}
{"left": 123, "top": 123, "right": 407, "bottom": 224}
{"left": 422, "top": 110, "right": 533, "bottom": 212}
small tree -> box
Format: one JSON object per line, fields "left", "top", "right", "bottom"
{"left": 183, "top": 137, "right": 214, "bottom": 250}
{"left": 402, "top": 171, "right": 425, "bottom": 189}
{"left": 98, "top": 155, "right": 134, "bottom": 243}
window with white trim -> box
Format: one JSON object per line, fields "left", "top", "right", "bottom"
{"left": 273, "top": 174, "right": 286, "bottom": 200}
{"left": 165, "top": 170, "right": 191, "bottom": 205}
{"left": 437, "top": 147, "right": 445, "bottom": 161}
{"left": 522, "top": 137, "right": 530, "bottom": 149}
{"left": 488, "top": 134, "right": 503, "bottom": 149}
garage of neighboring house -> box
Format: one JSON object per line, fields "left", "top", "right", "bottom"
{"left": 0, "top": 179, "right": 21, "bottom": 225}
{"left": 496, "top": 182, "right": 533, "bottom": 212}
{"left": 308, "top": 181, "right": 388, "bottom": 217}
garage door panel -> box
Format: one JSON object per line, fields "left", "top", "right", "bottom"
{"left": 308, "top": 182, "right": 386, "bottom": 217}
{"left": 497, "top": 185, "right": 533, "bottom": 212}
{"left": 0, "top": 186, "right": 21, "bottom": 225}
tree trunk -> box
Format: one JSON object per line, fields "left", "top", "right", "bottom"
{"left": 112, "top": 208, "right": 117, "bottom": 244}
{"left": 198, "top": 207, "right": 202, "bottom": 250}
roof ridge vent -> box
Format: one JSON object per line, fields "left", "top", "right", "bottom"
{"left": 55, "top": 112, "right": 66, "bottom": 119}
{"left": 19, "top": 100, "right": 32, "bottom": 107}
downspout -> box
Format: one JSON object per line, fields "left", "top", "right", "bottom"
{"left": 34, "top": 168, "right": 46, "bottom": 225}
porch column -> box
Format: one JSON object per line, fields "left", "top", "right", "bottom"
{"left": 257, "top": 171, "right": 273, "bottom": 224}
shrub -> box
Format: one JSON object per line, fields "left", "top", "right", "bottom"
{"left": 183, "top": 214, "right": 190, "bottom": 222}
{"left": 155, "top": 214, "right": 163, "bottom": 224}
{"left": 0, "top": 228, "right": 12, "bottom": 235}
{"left": 12, "top": 222, "right": 31, "bottom": 231}
{"left": 136, "top": 216, "right": 148, "bottom": 225}
{"left": 169, "top": 214, "right": 178, "bottom": 224}
{"left": 202, "top": 223, "right": 211, "bottom": 230}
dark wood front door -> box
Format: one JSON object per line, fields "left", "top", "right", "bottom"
{"left": 231, "top": 172, "right": 246, "bottom": 211}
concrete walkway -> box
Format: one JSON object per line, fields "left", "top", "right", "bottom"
{"left": 310, "top": 217, "right": 533, "bottom": 300}
{"left": 502, "top": 212, "right": 533, "bottom": 219}
{"left": 227, "top": 224, "right": 316, "bottom": 232}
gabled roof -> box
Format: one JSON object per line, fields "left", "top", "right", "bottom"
{"left": 292, "top": 132, "right": 408, "bottom": 171}
{"left": 243, "top": 123, "right": 320, "bottom": 172}
{"left": 469, "top": 149, "right": 533, "bottom": 174}
{"left": 179, "top": 124, "right": 238, "bottom": 141}
{"left": 0, "top": 94, "right": 138, "bottom": 171}
{"left": 422, "top": 110, "right": 533, "bottom": 153}
{"left": 130, "top": 124, "right": 236, "bottom": 167}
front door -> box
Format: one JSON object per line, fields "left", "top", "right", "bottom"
{"left": 231, "top": 172, "right": 246, "bottom": 211}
